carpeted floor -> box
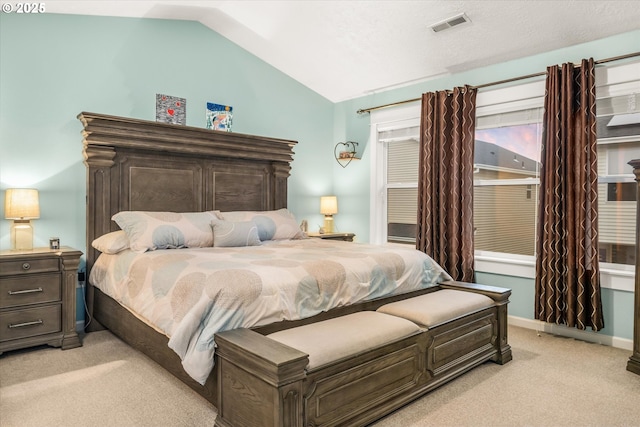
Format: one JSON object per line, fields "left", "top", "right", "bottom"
{"left": 1, "top": 325, "right": 639, "bottom": 427}
{"left": 0, "top": 331, "right": 216, "bottom": 427}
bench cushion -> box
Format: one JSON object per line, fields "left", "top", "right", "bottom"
{"left": 377, "top": 289, "right": 494, "bottom": 328}
{"left": 267, "top": 311, "right": 421, "bottom": 370}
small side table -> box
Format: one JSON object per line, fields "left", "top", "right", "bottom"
{"left": 0, "top": 246, "right": 83, "bottom": 354}
{"left": 307, "top": 232, "right": 355, "bottom": 242}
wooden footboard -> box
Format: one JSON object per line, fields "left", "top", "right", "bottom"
{"left": 439, "top": 280, "right": 512, "bottom": 364}
{"left": 87, "top": 285, "right": 443, "bottom": 407}
{"left": 81, "top": 113, "right": 512, "bottom": 424}
{"left": 214, "top": 284, "right": 512, "bottom": 427}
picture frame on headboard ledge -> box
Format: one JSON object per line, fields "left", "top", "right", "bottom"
{"left": 206, "top": 102, "right": 233, "bottom": 132}
{"left": 156, "top": 94, "right": 186, "bottom": 125}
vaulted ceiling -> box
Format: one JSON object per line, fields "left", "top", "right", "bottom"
{"left": 46, "top": 1, "right": 640, "bottom": 102}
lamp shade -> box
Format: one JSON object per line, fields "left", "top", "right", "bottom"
{"left": 320, "top": 196, "right": 338, "bottom": 215}
{"left": 4, "top": 188, "right": 40, "bottom": 219}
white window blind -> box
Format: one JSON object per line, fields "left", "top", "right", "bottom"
{"left": 387, "top": 138, "right": 419, "bottom": 184}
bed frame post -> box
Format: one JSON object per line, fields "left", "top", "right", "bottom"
{"left": 82, "top": 144, "right": 117, "bottom": 332}
{"left": 439, "top": 280, "right": 513, "bottom": 364}
{"left": 273, "top": 163, "right": 291, "bottom": 210}
{"left": 215, "top": 329, "right": 309, "bottom": 427}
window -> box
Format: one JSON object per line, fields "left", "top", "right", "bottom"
{"left": 386, "top": 130, "right": 419, "bottom": 243}
{"left": 370, "top": 115, "right": 420, "bottom": 244}
{"left": 473, "top": 82, "right": 544, "bottom": 258}
{"left": 473, "top": 122, "right": 542, "bottom": 256}
{"left": 369, "top": 61, "right": 640, "bottom": 275}
{"left": 595, "top": 87, "right": 640, "bottom": 266}
{"left": 607, "top": 182, "right": 636, "bottom": 202}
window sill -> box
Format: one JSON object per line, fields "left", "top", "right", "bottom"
{"left": 475, "top": 254, "right": 635, "bottom": 293}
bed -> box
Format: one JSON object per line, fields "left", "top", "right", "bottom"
{"left": 81, "top": 112, "right": 511, "bottom": 424}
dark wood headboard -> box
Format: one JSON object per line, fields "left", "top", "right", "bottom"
{"left": 80, "top": 112, "right": 297, "bottom": 275}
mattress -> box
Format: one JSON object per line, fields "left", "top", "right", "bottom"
{"left": 90, "top": 238, "right": 452, "bottom": 384}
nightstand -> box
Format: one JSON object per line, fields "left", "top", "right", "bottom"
{"left": 0, "top": 246, "right": 83, "bottom": 354}
{"left": 307, "top": 232, "right": 355, "bottom": 242}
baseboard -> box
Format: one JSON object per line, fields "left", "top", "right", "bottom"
{"left": 508, "top": 315, "right": 633, "bottom": 351}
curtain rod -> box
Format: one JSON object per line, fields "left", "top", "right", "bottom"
{"left": 356, "top": 51, "right": 640, "bottom": 114}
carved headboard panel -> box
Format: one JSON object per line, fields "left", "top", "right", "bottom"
{"left": 80, "top": 112, "right": 297, "bottom": 274}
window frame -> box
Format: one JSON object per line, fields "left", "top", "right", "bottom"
{"left": 369, "top": 61, "right": 639, "bottom": 291}
{"left": 369, "top": 106, "right": 421, "bottom": 245}
{"left": 472, "top": 81, "right": 544, "bottom": 260}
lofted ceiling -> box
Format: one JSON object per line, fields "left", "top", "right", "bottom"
{"left": 45, "top": 1, "right": 640, "bottom": 102}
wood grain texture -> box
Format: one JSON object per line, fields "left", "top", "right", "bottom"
{"left": 81, "top": 111, "right": 297, "bottom": 403}
{"left": 81, "top": 111, "right": 513, "bottom": 425}
{"left": 627, "top": 159, "right": 640, "bottom": 375}
{"left": 215, "top": 299, "right": 509, "bottom": 427}
{"left": 0, "top": 247, "right": 82, "bottom": 354}
{"left": 80, "top": 111, "right": 297, "bottom": 278}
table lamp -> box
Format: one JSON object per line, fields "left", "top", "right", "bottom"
{"left": 5, "top": 188, "right": 40, "bottom": 250}
{"left": 320, "top": 196, "right": 338, "bottom": 233}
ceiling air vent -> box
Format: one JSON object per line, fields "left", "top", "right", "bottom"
{"left": 430, "top": 13, "right": 471, "bottom": 33}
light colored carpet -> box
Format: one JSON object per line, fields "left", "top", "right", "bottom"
{"left": 0, "top": 331, "right": 216, "bottom": 427}
{"left": 372, "top": 326, "right": 640, "bottom": 427}
{"left": 1, "top": 326, "right": 639, "bottom": 427}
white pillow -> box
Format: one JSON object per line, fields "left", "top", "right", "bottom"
{"left": 112, "top": 210, "right": 221, "bottom": 253}
{"left": 91, "top": 230, "right": 130, "bottom": 254}
{"left": 219, "top": 208, "right": 304, "bottom": 241}
{"left": 211, "top": 220, "right": 261, "bottom": 247}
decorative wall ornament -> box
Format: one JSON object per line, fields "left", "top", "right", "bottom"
{"left": 156, "top": 94, "right": 186, "bottom": 125}
{"left": 334, "top": 141, "right": 359, "bottom": 168}
{"left": 206, "top": 102, "right": 233, "bottom": 132}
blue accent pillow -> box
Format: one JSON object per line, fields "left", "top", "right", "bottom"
{"left": 112, "top": 211, "right": 221, "bottom": 253}
{"left": 219, "top": 209, "right": 304, "bottom": 241}
{"left": 211, "top": 220, "right": 261, "bottom": 247}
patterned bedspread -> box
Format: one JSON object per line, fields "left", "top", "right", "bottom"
{"left": 90, "top": 238, "right": 452, "bottom": 384}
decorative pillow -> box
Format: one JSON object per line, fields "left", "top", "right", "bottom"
{"left": 219, "top": 209, "right": 304, "bottom": 241}
{"left": 211, "top": 220, "right": 261, "bottom": 247}
{"left": 91, "top": 230, "right": 130, "bottom": 254}
{"left": 112, "top": 211, "right": 221, "bottom": 253}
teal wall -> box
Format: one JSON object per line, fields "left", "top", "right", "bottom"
{"left": 332, "top": 29, "right": 640, "bottom": 243}
{"left": 1, "top": 12, "right": 637, "bottom": 341}
{"left": 0, "top": 13, "right": 335, "bottom": 257}
{"left": 329, "top": 29, "right": 639, "bottom": 343}
{"left": 475, "top": 272, "right": 634, "bottom": 340}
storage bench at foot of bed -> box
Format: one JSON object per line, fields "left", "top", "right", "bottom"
{"left": 214, "top": 283, "right": 511, "bottom": 427}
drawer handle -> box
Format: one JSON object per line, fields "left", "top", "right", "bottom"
{"left": 22, "top": 262, "right": 31, "bottom": 270}
{"left": 8, "top": 319, "right": 43, "bottom": 329}
{"left": 8, "top": 287, "right": 44, "bottom": 296}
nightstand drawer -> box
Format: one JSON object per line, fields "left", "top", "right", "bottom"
{"left": 0, "top": 274, "right": 62, "bottom": 309}
{"left": 0, "top": 305, "right": 62, "bottom": 342}
{"left": 0, "top": 257, "right": 60, "bottom": 276}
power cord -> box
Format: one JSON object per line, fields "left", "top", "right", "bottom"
{"left": 79, "top": 270, "right": 93, "bottom": 330}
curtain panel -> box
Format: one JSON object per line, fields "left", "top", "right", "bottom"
{"left": 417, "top": 85, "right": 476, "bottom": 282}
{"left": 535, "top": 58, "right": 604, "bottom": 331}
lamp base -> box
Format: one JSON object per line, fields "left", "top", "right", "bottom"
{"left": 323, "top": 215, "right": 334, "bottom": 234}
{"left": 11, "top": 220, "right": 34, "bottom": 251}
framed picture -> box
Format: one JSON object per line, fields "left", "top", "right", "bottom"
{"left": 206, "top": 102, "right": 233, "bottom": 132}
{"left": 49, "top": 237, "right": 60, "bottom": 250}
{"left": 156, "top": 94, "right": 186, "bottom": 125}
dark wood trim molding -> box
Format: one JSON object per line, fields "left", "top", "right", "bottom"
{"left": 79, "top": 112, "right": 296, "bottom": 163}
{"left": 79, "top": 111, "right": 297, "bottom": 277}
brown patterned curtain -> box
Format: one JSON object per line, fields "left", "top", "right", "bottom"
{"left": 535, "top": 58, "right": 604, "bottom": 331}
{"left": 417, "top": 85, "right": 476, "bottom": 282}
